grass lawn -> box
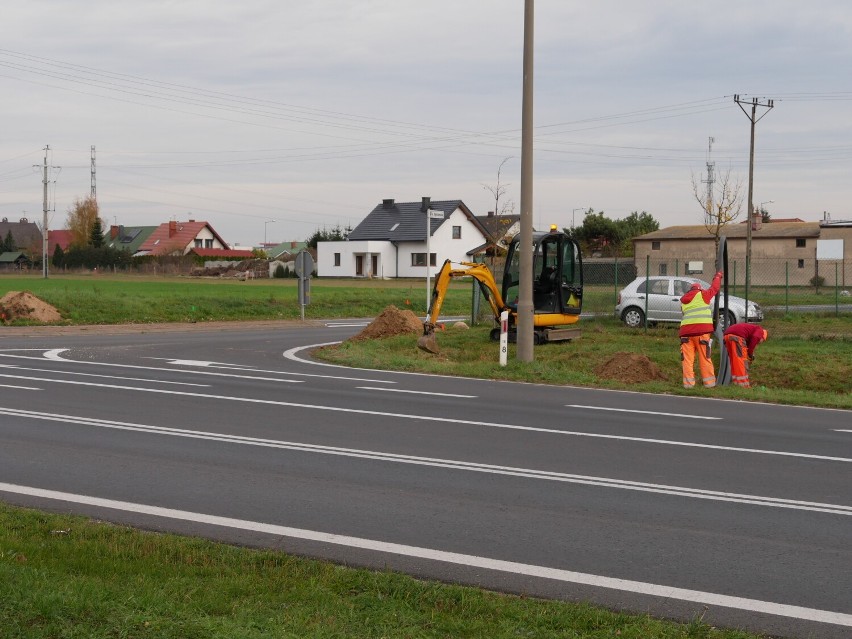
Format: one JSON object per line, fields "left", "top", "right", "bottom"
{"left": 1, "top": 504, "right": 762, "bottom": 639}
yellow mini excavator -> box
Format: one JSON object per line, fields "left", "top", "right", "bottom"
{"left": 418, "top": 228, "right": 583, "bottom": 353}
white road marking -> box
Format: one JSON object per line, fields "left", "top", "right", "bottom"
{"left": 567, "top": 405, "right": 721, "bottom": 420}
{"left": 0, "top": 384, "right": 41, "bottom": 390}
{"left": 1, "top": 481, "right": 850, "bottom": 628}
{"left": 0, "top": 370, "right": 846, "bottom": 464}
{"left": 0, "top": 348, "right": 395, "bottom": 385}
{"left": 356, "top": 386, "right": 476, "bottom": 398}
{"left": 325, "top": 322, "right": 369, "bottom": 327}
{"left": 3, "top": 407, "right": 850, "bottom": 516}
{"left": 0, "top": 364, "right": 210, "bottom": 387}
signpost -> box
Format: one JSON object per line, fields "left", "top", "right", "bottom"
{"left": 425, "top": 209, "right": 444, "bottom": 312}
{"left": 295, "top": 250, "right": 314, "bottom": 321}
{"left": 499, "top": 310, "right": 509, "bottom": 367}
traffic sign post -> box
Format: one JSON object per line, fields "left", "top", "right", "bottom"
{"left": 295, "top": 251, "right": 314, "bottom": 321}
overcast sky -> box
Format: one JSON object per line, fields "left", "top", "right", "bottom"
{"left": 1, "top": 1, "right": 850, "bottom": 247}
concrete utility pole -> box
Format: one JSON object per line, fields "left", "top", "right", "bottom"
{"left": 90, "top": 146, "right": 96, "bottom": 200}
{"left": 41, "top": 146, "right": 50, "bottom": 279}
{"left": 517, "top": 0, "right": 535, "bottom": 362}
{"left": 734, "top": 95, "right": 774, "bottom": 314}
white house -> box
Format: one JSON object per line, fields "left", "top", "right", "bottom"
{"left": 317, "top": 197, "right": 490, "bottom": 278}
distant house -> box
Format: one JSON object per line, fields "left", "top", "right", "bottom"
{"left": 267, "top": 241, "right": 308, "bottom": 260}
{"left": 134, "top": 220, "right": 229, "bottom": 257}
{"left": 473, "top": 212, "right": 521, "bottom": 255}
{"left": 0, "top": 251, "right": 32, "bottom": 270}
{"left": 633, "top": 220, "right": 852, "bottom": 285}
{"left": 104, "top": 225, "right": 157, "bottom": 254}
{"left": 316, "top": 197, "right": 490, "bottom": 278}
{"left": 0, "top": 217, "right": 42, "bottom": 256}
{"left": 47, "top": 230, "right": 74, "bottom": 256}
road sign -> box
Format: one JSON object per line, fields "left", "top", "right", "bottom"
{"left": 295, "top": 251, "right": 314, "bottom": 278}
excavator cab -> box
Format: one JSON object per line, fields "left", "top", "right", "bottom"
{"left": 502, "top": 230, "right": 583, "bottom": 319}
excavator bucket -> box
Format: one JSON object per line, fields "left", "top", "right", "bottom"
{"left": 417, "top": 322, "right": 440, "bottom": 354}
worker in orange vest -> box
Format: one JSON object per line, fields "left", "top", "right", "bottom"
{"left": 723, "top": 323, "right": 768, "bottom": 388}
{"left": 679, "top": 272, "right": 722, "bottom": 389}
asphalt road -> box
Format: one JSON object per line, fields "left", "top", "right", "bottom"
{"left": 0, "top": 321, "right": 849, "bottom": 638}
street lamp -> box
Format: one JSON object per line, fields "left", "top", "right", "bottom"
{"left": 264, "top": 220, "right": 276, "bottom": 245}
{"left": 571, "top": 207, "right": 586, "bottom": 229}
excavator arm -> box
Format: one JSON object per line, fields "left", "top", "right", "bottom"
{"left": 418, "top": 260, "right": 509, "bottom": 353}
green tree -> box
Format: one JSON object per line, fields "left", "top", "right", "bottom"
{"left": 306, "top": 224, "right": 350, "bottom": 249}
{"left": 52, "top": 244, "right": 65, "bottom": 267}
{"left": 566, "top": 209, "right": 660, "bottom": 257}
{"left": 1, "top": 230, "right": 15, "bottom": 252}
{"left": 90, "top": 217, "right": 105, "bottom": 248}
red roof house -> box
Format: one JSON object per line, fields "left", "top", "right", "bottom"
{"left": 135, "top": 220, "right": 229, "bottom": 256}
{"left": 47, "top": 230, "right": 74, "bottom": 256}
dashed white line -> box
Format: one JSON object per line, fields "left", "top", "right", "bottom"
{"left": 1, "top": 482, "right": 850, "bottom": 628}
{"left": 567, "top": 405, "right": 722, "bottom": 420}
{"left": 356, "top": 386, "right": 476, "bottom": 398}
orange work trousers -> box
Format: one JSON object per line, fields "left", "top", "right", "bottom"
{"left": 724, "top": 334, "right": 751, "bottom": 388}
{"left": 680, "top": 334, "right": 716, "bottom": 388}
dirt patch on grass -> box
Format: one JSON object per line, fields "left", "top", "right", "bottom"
{"left": 0, "top": 291, "right": 62, "bottom": 324}
{"left": 349, "top": 305, "right": 423, "bottom": 341}
{"left": 595, "top": 351, "right": 667, "bottom": 384}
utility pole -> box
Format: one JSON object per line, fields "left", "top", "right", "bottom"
{"left": 90, "top": 145, "right": 97, "bottom": 200}
{"left": 517, "top": 0, "right": 535, "bottom": 362}
{"left": 702, "top": 137, "right": 715, "bottom": 223}
{"left": 36, "top": 146, "right": 60, "bottom": 279}
{"left": 734, "top": 95, "right": 774, "bottom": 314}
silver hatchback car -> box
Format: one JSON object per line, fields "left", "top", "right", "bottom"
{"left": 615, "top": 276, "right": 764, "bottom": 328}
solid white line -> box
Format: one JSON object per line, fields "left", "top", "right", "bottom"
{"left": 0, "top": 364, "right": 210, "bottom": 387}
{"left": 0, "top": 384, "right": 41, "bottom": 390}
{"left": 3, "top": 407, "right": 850, "bottom": 516}
{"left": 567, "top": 405, "right": 721, "bottom": 420}
{"left": 1, "top": 481, "right": 849, "bottom": 628}
{"left": 356, "top": 386, "right": 476, "bottom": 398}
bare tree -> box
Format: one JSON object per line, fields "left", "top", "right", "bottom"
{"left": 691, "top": 168, "right": 743, "bottom": 250}
{"left": 65, "top": 195, "right": 102, "bottom": 248}
{"left": 482, "top": 157, "right": 515, "bottom": 217}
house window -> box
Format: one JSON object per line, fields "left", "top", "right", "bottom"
{"left": 796, "top": 238, "right": 806, "bottom": 248}
{"left": 452, "top": 226, "right": 461, "bottom": 239}
{"left": 651, "top": 241, "right": 661, "bottom": 250}
{"left": 194, "top": 239, "right": 203, "bottom": 247}
{"left": 797, "top": 259, "right": 805, "bottom": 269}
{"left": 334, "top": 253, "right": 341, "bottom": 267}
{"left": 411, "top": 253, "right": 436, "bottom": 267}
{"left": 205, "top": 239, "right": 213, "bottom": 248}
{"left": 659, "top": 263, "right": 668, "bottom": 275}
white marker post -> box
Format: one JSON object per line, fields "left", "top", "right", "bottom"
{"left": 426, "top": 209, "right": 444, "bottom": 312}
{"left": 499, "top": 310, "right": 509, "bottom": 367}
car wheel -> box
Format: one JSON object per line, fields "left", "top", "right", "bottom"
{"left": 719, "top": 310, "right": 736, "bottom": 330}
{"left": 621, "top": 307, "right": 645, "bottom": 328}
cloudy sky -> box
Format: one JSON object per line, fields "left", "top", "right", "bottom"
{"left": 1, "top": 1, "right": 850, "bottom": 247}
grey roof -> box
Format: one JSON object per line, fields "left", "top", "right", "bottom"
{"left": 636, "top": 222, "right": 821, "bottom": 241}
{"left": 104, "top": 226, "right": 157, "bottom": 253}
{"left": 347, "top": 199, "right": 487, "bottom": 242}
{"left": 0, "top": 219, "right": 42, "bottom": 250}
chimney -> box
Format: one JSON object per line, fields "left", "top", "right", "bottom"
{"left": 421, "top": 196, "right": 431, "bottom": 212}
{"left": 487, "top": 211, "right": 495, "bottom": 217}
{"left": 110, "top": 225, "right": 119, "bottom": 239}
{"left": 169, "top": 220, "right": 177, "bottom": 237}
{"left": 382, "top": 198, "right": 395, "bottom": 209}
{"left": 188, "top": 219, "right": 195, "bottom": 223}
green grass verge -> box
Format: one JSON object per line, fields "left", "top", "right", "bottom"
{"left": 1, "top": 504, "right": 762, "bottom": 639}
{"left": 316, "top": 318, "right": 852, "bottom": 410}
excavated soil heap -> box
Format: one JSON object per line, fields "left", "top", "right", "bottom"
{"left": 349, "top": 305, "right": 424, "bottom": 341}
{"left": 0, "top": 291, "right": 62, "bottom": 323}
{"left": 595, "top": 351, "right": 667, "bottom": 384}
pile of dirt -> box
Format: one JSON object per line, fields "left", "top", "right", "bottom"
{"left": 0, "top": 291, "right": 62, "bottom": 324}
{"left": 349, "top": 305, "right": 424, "bottom": 341}
{"left": 594, "top": 352, "right": 667, "bottom": 384}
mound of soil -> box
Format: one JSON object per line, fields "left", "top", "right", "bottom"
{"left": 595, "top": 352, "right": 667, "bottom": 384}
{"left": 349, "top": 305, "right": 424, "bottom": 341}
{"left": 0, "top": 291, "right": 62, "bottom": 324}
